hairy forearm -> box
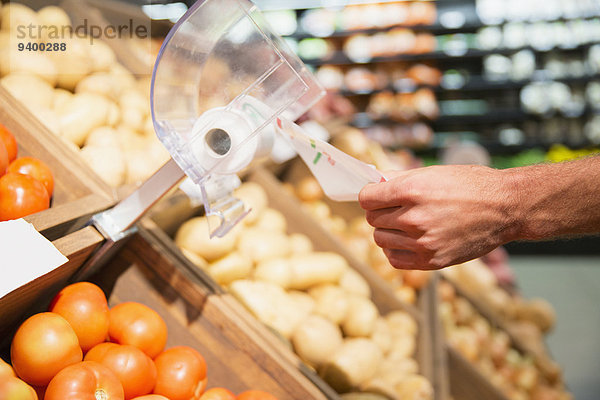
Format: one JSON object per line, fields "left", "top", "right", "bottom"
{"left": 503, "top": 156, "right": 600, "bottom": 241}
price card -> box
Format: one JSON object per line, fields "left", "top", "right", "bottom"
{"left": 0, "top": 219, "right": 68, "bottom": 298}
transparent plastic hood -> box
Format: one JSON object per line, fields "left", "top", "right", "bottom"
{"left": 151, "top": 0, "right": 324, "bottom": 236}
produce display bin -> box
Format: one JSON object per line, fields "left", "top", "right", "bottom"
{"left": 0, "top": 225, "right": 331, "bottom": 399}
{"left": 434, "top": 275, "right": 568, "bottom": 400}
{"left": 0, "top": 87, "right": 116, "bottom": 240}
{"left": 147, "top": 167, "right": 438, "bottom": 400}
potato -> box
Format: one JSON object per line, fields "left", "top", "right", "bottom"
{"left": 453, "top": 297, "right": 476, "bottom": 325}
{"left": 331, "top": 127, "right": 370, "bottom": 159}
{"left": 37, "top": 6, "right": 71, "bottom": 31}
{"left": 395, "top": 285, "right": 416, "bottom": 305}
{"left": 253, "top": 208, "right": 287, "bottom": 233}
{"left": 1, "top": 3, "right": 38, "bottom": 32}
{"left": 325, "top": 215, "right": 347, "bottom": 235}
{"left": 180, "top": 248, "right": 209, "bottom": 270}
{"left": 238, "top": 227, "right": 290, "bottom": 264}
{"left": 1, "top": 73, "right": 54, "bottom": 110}
{"left": 52, "top": 88, "right": 73, "bottom": 111}
{"left": 516, "top": 298, "right": 556, "bottom": 333}
{"left": 120, "top": 106, "right": 145, "bottom": 132}
{"left": 292, "top": 315, "right": 343, "bottom": 368}
{"left": 90, "top": 40, "right": 117, "bottom": 72}
{"left": 230, "top": 280, "right": 309, "bottom": 338}
{"left": 115, "top": 127, "right": 147, "bottom": 151}
{"left": 288, "top": 291, "right": 316, "bottom": 317}
{"left": 342, "top": 296, "right": 379, "bottom": 337}
{"left": 339, "top": 268, "right": 371, "bottom": 298}
{"left": 387, "top": 333, "right": 416, "bottom": 359}
{"left": 119, "top": 88, "right": 149, "bottom": 115}
{"left": 447, "top": 327, "right": 479, "bottom": 362}
{"left": 288, "top": 252, "right": 348, "bottom": 290}
{"left": 370, "top": 318, "right": 392, "bottom": 355}
{"left": 451, "top": 259, "right": 497, "bottom": 295}
{"left": 80, "top": 145, "right": 126, "bottom": 187}
{"left": 174, "top": 216, "right": 238, "bottom": 262}
{"left": 296, "top": 176, "right": 324, "bottom": 202}
{"left": 309, "top": 284, "right": 349, "bottom": 325}
{"left": 48, "top": 38, "right": 94, "bottom": 90}
{"left": 302, "top": 200, "right": 330, "bottom": 220}
{"left": 320, "top": 338, "right": 383, "bottom": 392}
{"left": 378, "top": 356, "right": 418, "bottom": 379}
{"left": 385, "top": 311, "right": 418, "bottom": 336}
{"left": 402, "top": 270, "right": 431, "bottom": 290}
{"left": 358, "top": 377, "right": 397, "bottom": 400}
{"left": 208, "top": 252, "right": 253, "bottom": 285}
{"left": 395, "top": 374, "right": 433, "bottom": 400}
{"left": 350, "top": 216, "right": 373, "bottom": 236}
{"left": 108, "top": 64, "right": 136, "bottom": 91}
{"left": 143, "top": 116, "right": 155, "bottom": 137}
{"left": 343, "top": 236, "right": 370, "bottom": 263}
{"left": 35, "top": 108, "right": 61, "bottom": 135}
{"left": 75, "top": 72, "right": 120, "bottom": 100}
{"left": 58, "top": 93, "right": 111, "bottom": 146}
{"left": 289, "top": 233, "right": 313, "bottom": 255}
{"left": 85, "top": 127, "right": 120, "bottom": 148}
{"left": 254, "top": 258, "right": 292, "bottom": 289}
{"left": 0, "top": 49, "right": 57, "bottom": 85}
{"left": 234, "top": 182, "right": 268, "bottom": 224}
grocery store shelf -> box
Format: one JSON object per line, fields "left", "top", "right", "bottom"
{"left": 435, "top": 74, "right": 600, "bottom": 93}
{"left": 339, "top": 84, "right": 438, "bottom": 96}
{"left": 285, "top": 23, "right": 481, "bottom": 40}
{"left": 301, "top": 42, "right": 598, "bottom": 66}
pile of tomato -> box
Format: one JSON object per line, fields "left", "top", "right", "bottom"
{"left": 0, "top": 282, "right": 278, "bottom": 400}
{"left": 0, "top": 123, "right": 54, "bottom": 221}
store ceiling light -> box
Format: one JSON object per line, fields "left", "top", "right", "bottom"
{"left": 142, "top": 2, "right": 188, "bottom": 23}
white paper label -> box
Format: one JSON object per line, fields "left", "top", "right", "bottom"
{"left": 276, "top": 118, "right": 387, "bottom": 201}
{"left": 0, "top": 219, "right": 68, "bottom": 298}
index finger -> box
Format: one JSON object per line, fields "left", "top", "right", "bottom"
{"left": 359, "top": 173, "right": 409, "bottom": 210}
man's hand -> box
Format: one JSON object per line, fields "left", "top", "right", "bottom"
{"left": 358, "top": 165, "right": 519, "bottom": 270}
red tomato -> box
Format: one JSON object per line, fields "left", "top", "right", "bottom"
{"left": 237, "top": 391, "right": 278, "bottom": 400}
{"left": 0, "top": 140, "right": 7, "bottom": 177}
{"left": 85, "top": 342, "right": 120, "bottom": 362}
{"left": 200, "top": 388, "right": 236, "bottom": 400}
{"left": 0, "top": 358, "right": 15, "bottom": 378}
{"left": 0, "top": 123, "right": 18, "bottom": 162}
{"left": 8, "top": 157, "right": 54, "bottom": 197}
{"left": 153, "top": 346, "right": 207, "bottom": 400}
{"left": 131, "top": 396, "right": 170, "bottom": 400}
{"left": 10, "top": 312, "right": 83, "bottom": 386}
{"left": 49, "top": 282, "right": 110, "bottom": 352}
{"left": 0, "top": 376, "right": 37, "bottom": 400}
{"left": 108, "top": 302, "right": 168, "bottom": 359}
{"left": 86, "top": 344, "right": 157, "bottom": 400}
{"left": 0, "top": 172, "right": 49, "bottom": 221}
{"left": 45, "top": 361, "right": 124, "bottom": 400}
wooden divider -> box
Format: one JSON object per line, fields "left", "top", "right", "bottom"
{"left": 0, "top": 87, "right": 115, "bottom": 239}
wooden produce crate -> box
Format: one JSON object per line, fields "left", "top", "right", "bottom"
{"left": 147, "top": 168, "right": 437, "bottom": 400}
{"left": 0, "top": 226, "right": 329, "bottom": 399}
{"left": 0, "top": 226, "right": 105, "bottom": 345}
{"left": 433, "top": 274, "right": 569, "bottom": 400}
{"left": 0, "top": 87, "right": 116, "bottom": 240}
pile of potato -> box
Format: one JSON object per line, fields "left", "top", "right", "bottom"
{"left": 284, "top": 174, "right": 431, "bottom": 306}
{"left": 438, "top": 280, "right": 571, "bottom": 400}
{"left": 174, "top": 182, "right": 433, "bottom": 400}
{"left": 0, "top": 3, "right": 170, "bottom": 187}
{"left": 442, "top": 260, "right": 556, "bottom": 357}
